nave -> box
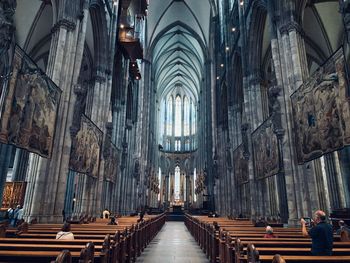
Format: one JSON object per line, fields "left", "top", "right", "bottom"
{"left": 1, "top": 0, "right": 350, "bottom": 261}
{"left": 136, "top": 222, "right": 209, "bottom": 263}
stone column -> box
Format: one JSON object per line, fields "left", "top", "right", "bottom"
{"left": 340, "top": 0, "right": 350, "bottom": 45}
{"left": 73, "top": 173, "right": 84, "bottom": 216}
{"left": 266, "top": 1, "right": 312, "bottom": 224}
{"left": 0, "top": 0, "right": 16, "bottom": 205}
{"left": 323, "top": 153, "right": 342, "bottom": 209}
{"left": 63, "top": 170, "right": 75, "bottom": 219}
{"left": 164, "top": 174, "right": 169, "bottom": 208}
{"left": 337, "top": 147, "right": 350, "bottom": 207}
{"left": 25, "top": 1, "right": 90, "bottom": 223}
{"left": 11, "top": 149, "right": 29, "bottom": 182}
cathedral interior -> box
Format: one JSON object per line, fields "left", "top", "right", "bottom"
{"left": 1, "top": 0, "right": 350, "bottom": 262}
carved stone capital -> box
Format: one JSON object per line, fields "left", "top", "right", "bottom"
{"left": 274, "top": 128, "right": 285, "bottom": 139}
{"left": 93, "top": 75, "right": 106, "bottom": 83}
{"left": 73, "top": 84, "right": 87, "bottom": 95}
{"left": 241, "top": 123, "right": 250, "bottom": 133}
{"left": 51, "top": 19, "right": 76, "bottom": 33}
{"left": 279, "top": 21, "right": 304, "bottom": 36}
{"left": 249, "top": 74, "right": 263, "bottom": 86}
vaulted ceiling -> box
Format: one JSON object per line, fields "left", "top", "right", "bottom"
{"left": 147, "top": 0, "right": 215, "bottom": 100}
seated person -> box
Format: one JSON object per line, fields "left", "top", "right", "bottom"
{"left": 108, "top": 217, "right": 118, "bottom": 225}
{"left": 264, "top": 226, "right": 277, "bottom": 238}
{"left": 102, "top": 209, "right": 110, "bottom": 219}
{"left": 213, "top": 211, "right": 219, "bottom": 217}
{"left": 301, "top": 210, "right": 333, "bottom": 256}
{"left": 56, "top": 222, "right": 74, "bottom": 240}
{"left": 336, "top": 220, "right": 350, "bottom": 235}
{"left": 137, "top": 212, "right": 145, "bottom": 223}
{"left": 255, "top": 217, "right": 267, "bottom": 227}
{"left": 272, "top": 254, "right": 286, "bottom": 263}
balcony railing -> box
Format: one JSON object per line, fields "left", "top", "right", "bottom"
{"left": 118, "top": 25, "right": 143, "bottom": 60}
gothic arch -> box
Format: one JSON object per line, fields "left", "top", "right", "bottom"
{"left": 247, "top": 0, "right": 267, "bottom": 74}
{"left": 89, "top": 0, "right": 108, "bottom": 72}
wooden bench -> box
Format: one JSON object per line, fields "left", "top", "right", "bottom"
{"left": 185, "top": 213, "right": 350, "bottom": 263}
{"left": 0, "top": 213, "right": 166, "bottom": 263}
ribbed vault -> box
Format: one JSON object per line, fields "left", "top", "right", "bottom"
{"left": 148, "top": 0, "right": 213, "bottom": 107}
{"left": 147, "top": 0, "right": 213, "bottom": 154}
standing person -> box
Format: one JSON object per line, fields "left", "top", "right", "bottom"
{"left": 56, "top": 223, "right": 74, "bottom": 240}
{"left": 6, "top": 205, "right": 15, "bottom": 226}
{"left": 62, "top": 210, "right": 66, "bottom": 222}
{"left": 137, "top": 211, "right": 145, "bottom": 223}
{"left": 301, "top": 210, "right": 333, "bottom": 256}
{"left": 13, "top": 205, "right": 21, "bottom": 227}
{"left": 15, "top": 205, "right": 24, "bottom": 225}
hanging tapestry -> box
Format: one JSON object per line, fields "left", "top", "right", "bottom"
{"left": 103, "top": 134, "right": 119, "bottom": 183}
{"left": 69, "top": 115, "right": 103, "bottom": 178}
{"left": 291, "top": 48, "right": 350, "bottom": 164}
{"left": 252, "top": 117, "right": 279, "bottom": 179}
{"left": 233, "top": 144, "right": 249, "bottom": 185}
{"left": 0, "top": 45, "right": 61, "bottom": 158}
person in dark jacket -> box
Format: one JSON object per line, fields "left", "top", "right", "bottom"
{"left": 301, "top": 210, "right": 333, "bottom": 256}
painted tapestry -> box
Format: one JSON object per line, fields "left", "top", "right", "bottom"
{"left": 233, "top": 144, "right": 249, "bottom": 185}
{"left": 69, "top": 115, "right": 103, "bottom": 178}
{"left": 0, "top": 45, "right": 61, "bottom": 158}
{"left": 291, "top": 48, "right": 350, "bottom": 164}
{"left": 103, "top": 135, "right": 119, "bottom": 183}
{"left": 252, "top": 117, "right": 279, "bottom": 179}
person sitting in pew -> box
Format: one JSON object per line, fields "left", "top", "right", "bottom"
{"left": 264, "top": 225, "right": 277, "bottom": 238}
{"left": 137, "top": 212, "right": 145, "bottom": 223}
{"left": 336, "top": 220, "right": 350, "bottom": 235}
{"left": 301, "top": 210, "right": 333, "bottom": 256}
{"left": 56, "top": 222, "right": 74, "bottom": 240}
{"left": 102, "top": 208, "right": 110, "bottom": 219}
{"left": 108, "top": 217, "right": 118, "bottom": 225}
{"left": 255, "top": 217, "right": 267, "bottom": 227}
{"left": 272, "top": 254, "right": 286, "bottom": 263}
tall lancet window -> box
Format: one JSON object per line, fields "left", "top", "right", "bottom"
{"left": 191, "top": 101, "right": 196, "bottom": 135}
{"left": 175, "top": 166, "right": 180, "bottom": 200}
{"left": 167, "top": 96, "right": 173, "bottom": 136}
{"left": 175, "top": 95, "right": 182, "bottom": 136}
{"left": 184, "top": 96, "right": 190, "bottom": 136}
{"left": 159, "top": 99, "right": 165, "bottom": 143}
{"left": 193, "top": 168, "right": 197, "bottom": 202}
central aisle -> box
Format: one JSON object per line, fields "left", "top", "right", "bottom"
{"left": 136, "top": 221, "right": 210, "bottom": 263}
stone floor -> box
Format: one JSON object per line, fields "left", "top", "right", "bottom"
{"left": 136, "top": 221, "right": 210, "bottom": 263}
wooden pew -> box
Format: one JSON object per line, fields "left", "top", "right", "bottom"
{"left": 185, "top": 213, "right": 350, "bottom": 263}
{"left": 0, "top": 213, "right": 166, "bottom": 263}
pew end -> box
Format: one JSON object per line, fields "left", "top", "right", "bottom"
{"left": 51, "top": 250, "right": 72, "bottom": 263}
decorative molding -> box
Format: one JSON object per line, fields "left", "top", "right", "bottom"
{"left": 93, "top": 75, "right": 106, "bottom": 83}
{"left": 51, "top": 19, "right": 76, "bottom": 33}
